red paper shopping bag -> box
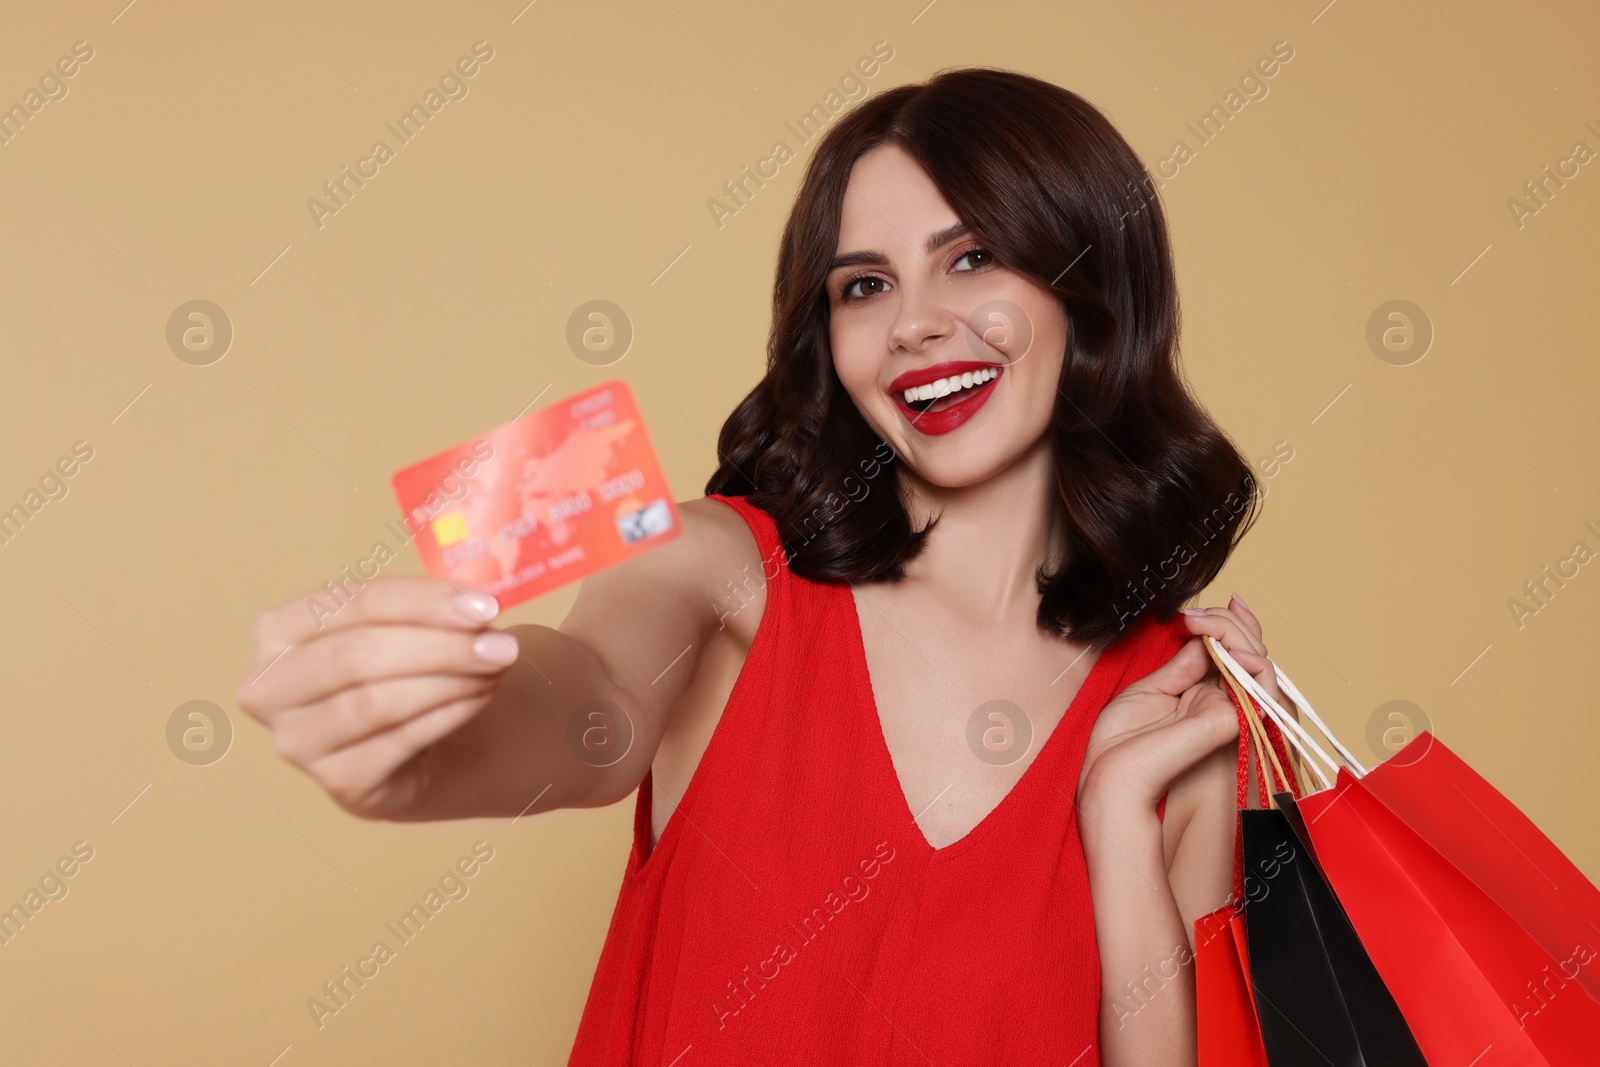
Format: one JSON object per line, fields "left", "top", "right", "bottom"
{"left": 1195, "top": 657, "right": 1275, "bottom": 1067}
{"left": 1297, "top": 768, "right": 1600, "bottom": 1066}
{"left": 1358, "top": 733, "right": 1600, "bottom": 1003}
{"left": 1194, "top": 903, "right": 1267, "bottom": 1067}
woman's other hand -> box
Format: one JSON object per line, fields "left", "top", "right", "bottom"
{"left": 1179, "top": 592, "right": 1289, "bottom": 717}
{"left": 1077, "top": 636, "right": 1239, "bottom": 816}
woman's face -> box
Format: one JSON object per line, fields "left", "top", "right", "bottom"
{"left": 826, "top": 143, "right": 1068, "bottom": 489}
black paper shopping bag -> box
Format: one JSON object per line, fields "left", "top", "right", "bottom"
{"left": 1240, "top": 801, "right": 1426, "bottom": 1066}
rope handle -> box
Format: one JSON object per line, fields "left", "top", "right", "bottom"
{"left": 1207, "top": 637, "right": 1293, "bottom": 806}
{"left": 1205, "top": 636, "right": 1348, "bottom": 904}
{"left": 1218, "top": 671, "right": 1277, "bottom": 905}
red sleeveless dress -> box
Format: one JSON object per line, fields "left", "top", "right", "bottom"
{"left": 566, "top": 494, "right": 1200, "bottom": 1066}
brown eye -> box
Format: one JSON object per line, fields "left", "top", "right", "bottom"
{"left": 953, "top": 247, "right": 994, "bottom": 271}
{"left": 840, "top": 275, "right": 888, "bottom": 301}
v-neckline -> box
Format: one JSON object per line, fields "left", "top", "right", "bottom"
{"left": 845, "top": 581, "right": 1129, "bottom": 860}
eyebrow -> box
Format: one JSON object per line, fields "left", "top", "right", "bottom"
{"left": 828, "top": 221, "right": 972, "bottom": 272}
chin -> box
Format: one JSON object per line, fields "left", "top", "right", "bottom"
{"left": 896, "top": 438, "right": 1031, "bottom": 491}
{"left": 914, "top": 465, "right": 1008, "bottom": 491}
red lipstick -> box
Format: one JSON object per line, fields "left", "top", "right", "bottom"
{"left": 888, "top": 360, "right": 1004, "bottom": 436}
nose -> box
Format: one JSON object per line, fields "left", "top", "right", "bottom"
{"left": 887, "top": 272, "right": 956, "bottom": 355}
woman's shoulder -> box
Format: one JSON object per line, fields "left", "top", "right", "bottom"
{"left": 669, "top": 495, "right": 767, "bottom": 569}
{"left": 683, "top": 494, "right": 772, "bottom": 550}
{"left": 674, "top": 496, "right": 778, "bottom": 644}
{"left": 694, "top": 494, "right": 794, "bottom": 568}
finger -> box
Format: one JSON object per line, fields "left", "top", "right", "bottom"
{"left": 274, "top": 674, "right": 498, "bottom": 766}
{"left": 1131, "top": 637, "right": 1216, "bottom": 699}
{"left": 1149, "top": 686, "right": 1244, "bottom": 779}
{"left": 1218, "top": 644, "right": 1293, "bottom": 720}
{"left": 245, "top": 624, "right": 521, "bottom": 716}
{"left": 308, "top": 695, "right": 491, "bottom": 815}
{"left": 1179, "top": 607, "right": 1265, "bottom": 657}
{"left": 1183, "top": 684, "right": 1247, "bottom": 752}
{"left": 1089, "top": 690, "right": 1238, "bottom": 802}
{"left": 1227, "top": 592, "right": 1264, "bottom": 645}
{"left": 246, "top": 577, "right": 501, "bottom": 673}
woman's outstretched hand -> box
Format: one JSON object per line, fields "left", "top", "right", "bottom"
{"left": 235, "top": 576, "right": 519, "bottom": 820}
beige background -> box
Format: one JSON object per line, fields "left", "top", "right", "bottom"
{"left": 2, "top": 0, "right": 1596, "bottom": 1062}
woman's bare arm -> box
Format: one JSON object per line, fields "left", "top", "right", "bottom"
{"left": 1082, "top": 688, "right": 1235, "bottom": 1065}
{"left": 1083, "top": 600, "right": 1278, "bottom": 1064}
{"left": 238, "top": 497, "right": 758, "bottom": 823}
{"left": 409, "top": 497, "right": 761, "bottom": 820}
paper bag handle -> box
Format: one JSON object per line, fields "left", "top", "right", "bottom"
{"left": 1205, "top": 635, "right": 1295, "bottom": 804}
{"left": 1203, "top": 635, "right": 1369, "bottom": 783}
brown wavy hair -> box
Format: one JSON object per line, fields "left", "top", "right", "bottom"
{"left": 705, "top": 66, "right": 1262, "bottom": 651}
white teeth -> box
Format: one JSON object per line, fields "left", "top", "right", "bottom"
{"left": 901, "top": 366, "right": 997, "bottom": 404}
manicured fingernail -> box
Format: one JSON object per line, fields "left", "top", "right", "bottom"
{"left": 1181, "top": 607, "right": 1208, "bottom": 616}
{"left": 473, "top": 631, "right": 519, "bottom": 664}
{"left": 1230, "top": 592, "right": 1248, "bottom": 611}
{"left": 1227, "top": 644, "right": 1252, "bottom": 656}
{"left": 456, "top": 589, "right": 500, "bottom": 622}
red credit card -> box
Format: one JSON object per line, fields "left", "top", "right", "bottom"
{"left": 389, "top": 380, "right": 681, "bottom": 610}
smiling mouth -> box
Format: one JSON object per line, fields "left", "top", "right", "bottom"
{"left": 897, "top": 365, "right": 1001, "bottom": 414}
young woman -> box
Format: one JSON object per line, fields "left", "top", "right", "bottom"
{"left": 238, "top": 67, "right": 1291, "bottom": 1065}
